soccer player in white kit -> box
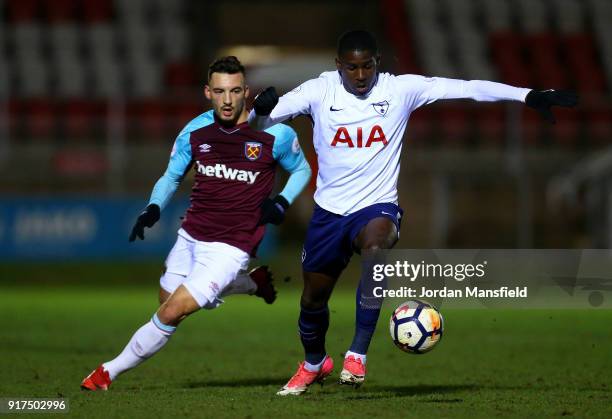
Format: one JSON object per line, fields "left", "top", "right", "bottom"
{"left": 250, "top": 30, "right": 578, "bottom": 395}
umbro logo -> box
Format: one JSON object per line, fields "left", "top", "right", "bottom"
{"left": 330, "top": 106, "right": 344, "bottom": 112}
{"left": 199, "top": 143, "right": 212, "bottom": 153}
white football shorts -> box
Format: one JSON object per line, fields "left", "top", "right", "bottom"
{"left": 160, "top": 228, "right": 250, "bottom": 308}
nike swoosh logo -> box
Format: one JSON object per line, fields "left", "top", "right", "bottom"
{"left": 329, "top": 106, "right": 343, "bottom": 111}
{"left": 381, "top": 211, "right": 395, "bottom": 217}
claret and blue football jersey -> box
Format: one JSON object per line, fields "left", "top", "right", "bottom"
{"left": 149, "top": 110, "right": 309, "bottom": 255}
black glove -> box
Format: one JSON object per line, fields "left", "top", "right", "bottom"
{"left": 129, "top": 204, "right": 160, "bottom": 242}
{"left": 525, "top": 89, "right": 578, "bottom": 124}
{"left": 258, "top": 195, "right": 289, "bottom": 225}
{"left": 253, "top": 87, "right": 279, "bottom": 116}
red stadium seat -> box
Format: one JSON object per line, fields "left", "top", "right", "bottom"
{"left": 128, "top": 100, "right": 168, "bottom": 141}
{"left": 52, "top": 150, "right": 108, "bottom": 176}
{"left": 585, "top": 108, "right": 612, "bottom": 144}
{"left": 476, "top": 105, "right": 506, "bottom": 146}
{"left": 406, "top": 109, "right": 433, "bottom": 147}
{"left": 520, "top": 107, "right": 542, "bottom": 145}
{"left": 438, "top": 105, "right": 471, "bottom": 145}
{"left": 525, "top": 33, "right": 568, "bottom": 88}
{"left": 7, "top": 100, "right": 24, "bottom": 139}
{"left": 381, "top": 0, "right": 420, "bottom": 74}
{"left": 572, "top": 62, "right": 607, "bottom": 94}
{"left": 7, "top": 0, "right": 39, "bottom": 22}
{"left": 61, "top": 100, "right": 102, "bottom": 140}
{"left": 490, "top": 32, "right": 532, "bottom": 86}
{"left": 563, "top": 34, "right": 607, "bottom": 94}
{"left": 43, "top": 0, "right": 77, "bottom": 22}
{"left": 551, "top": 107, "right": 580, "bottom": 146}
{"left": 81, "top": 0, "right": 113, "bottom": 23}
{"left": 167, "top": 101, "right": 204, "bottom": 135}
{"left": 165, "top": 62, "right": 199, "bottom": 89}
{"left": 23, "top": 99, "right": 57, "bottom": 139}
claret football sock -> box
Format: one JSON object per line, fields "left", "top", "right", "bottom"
{"left": 102, "top": 314, "right": 176, "bottom": 380}
{"left": 298, "top": 305, "right": 329, "bottom": 366}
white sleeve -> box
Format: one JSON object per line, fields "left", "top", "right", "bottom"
{"left": 248, "top": 77, "right": 324, "bottom": 130}
{"left": 397, "top": 75, "right": 531, "bottom": 111}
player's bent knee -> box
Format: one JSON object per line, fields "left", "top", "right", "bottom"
{"left": 301, "top": 286, "right": 329, "bottom": 309}
{"left": 361, "top": 234, "right": 397, "bottom": 251}
{"left": 300, "top": 295, "right": 327, "bottom": 311}
{"left": 158, "top": 288, "right": 171, "bottom": 305}
{"left": 156, "top": 303, "right": 184, "bottom": 326}
{"left": 157, "top": 287, "right": 200, "bottom": 325}
{"left": 159, "top": 272, "right": 185, "bottom": 300}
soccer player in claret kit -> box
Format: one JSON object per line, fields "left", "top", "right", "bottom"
{"left": 250, "top": 30, "right": 578, "bottom": 395}
{"left": 81, "top": 56, "right": 311, "bottom": 391}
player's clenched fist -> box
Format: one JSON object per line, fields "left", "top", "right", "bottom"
{"left": 129, "top": 204, "right": 160, "bottom": 242}
{"left": 525, "top": 89, "right": 578, "bottom": 124}
{"left": 258, "top": 195, "right": 289, "bottom": 225}
{"left": 253, "top": 87, "right": 279, "bottom": 116}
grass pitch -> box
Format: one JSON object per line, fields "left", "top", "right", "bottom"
{"left": 0, "top": 262, "right": 611, "bottom": 418}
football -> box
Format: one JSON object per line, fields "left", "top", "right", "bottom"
{"left": 389, "top": 300, "right": 444, "bottom": 354}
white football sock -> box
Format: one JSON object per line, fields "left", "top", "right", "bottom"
{"left": 345, "top": 350, "right": 366, "bottom": 364}
{"left": 103, "top": 314, "right": 176, "bottom": 380}
{"left": 220, "top": 271, "right": 257, "bottom": 297}
{"left": 304, "top": 357, "right": 326, "bottom": 372}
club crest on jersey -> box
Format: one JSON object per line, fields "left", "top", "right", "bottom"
{"left": 372, "top": 100, "right": 389, "bottom": 116}
{"left": 245, "top": 142, "right": 262, "bottom": 160}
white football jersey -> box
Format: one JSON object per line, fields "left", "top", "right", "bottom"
{"left": 250, "top": 71, "right": 530, "bottom": 215}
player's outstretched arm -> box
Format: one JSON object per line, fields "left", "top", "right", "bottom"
{"left": 249, "top": 78, "right": 323, "bottom": 131}
{"left": 401, "top": 76, "right": 578, "bottom": 124}
{"left": 129, "top": 131, "right": 192, "bottom": 242}
{"left": 460, "top": 80, "right": 578, "bottom": 123}
{"left": 524, "top": 89, "right": 578, "bottom": 124}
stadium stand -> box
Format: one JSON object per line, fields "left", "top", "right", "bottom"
{"left": 2, "top": 0, "right": 199, "bottom": 142}
{"left": 0, "top": 0, "right": 609, "bottom": 149}
{"left": 398, "top": 0, "right": 611, "bottom": 147}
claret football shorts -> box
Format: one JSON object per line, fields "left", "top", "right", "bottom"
{"left": 160, "top": 228, "right": 250, "bottom": 308}
{"left": 301, "top": 202, "right": 403, "bottom": 277}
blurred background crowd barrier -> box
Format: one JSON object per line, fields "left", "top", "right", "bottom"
{"left": 0, "top": 0, "right": 611, "bottom": 261}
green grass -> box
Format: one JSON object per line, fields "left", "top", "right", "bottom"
{"left": 0, "top": 264, "right": 611, "bottom": 418}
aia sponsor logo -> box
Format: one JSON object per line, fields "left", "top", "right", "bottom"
{"left": 330, "top": 125, "right": 388, "bottom": 147}
{"left": 245, "top": 142, "right": 262, "bottom": 160}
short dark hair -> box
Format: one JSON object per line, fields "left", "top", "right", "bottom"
{"left": 207, "top": 56, "right": 245, "bottom": 80}
{"left": 337, "top": 30, "right": 378, "bottom": 56}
